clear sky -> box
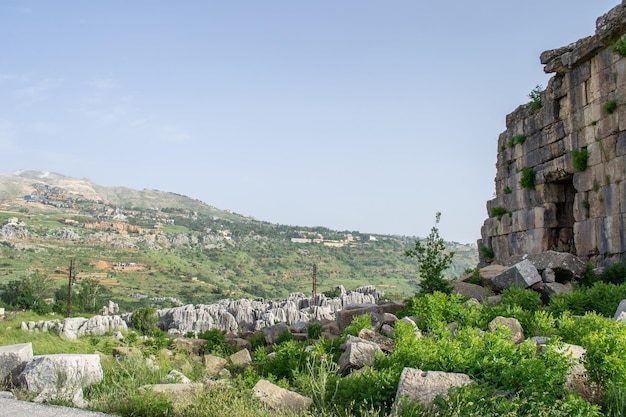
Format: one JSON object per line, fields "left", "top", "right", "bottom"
{"left": 0, "top": 1, "right": 620, "bottom": 243}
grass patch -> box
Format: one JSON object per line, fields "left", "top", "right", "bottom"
{"left": 520, "top": 167, "right": 535, "bottom": 190}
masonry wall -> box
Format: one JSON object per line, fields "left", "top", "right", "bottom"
{"left": 480, "top": 1, "right": 626, "bottom": 266}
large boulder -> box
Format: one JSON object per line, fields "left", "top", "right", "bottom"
{"left": 491, "top": 260, "right": 541, "bottom": 292}
{"left": 18, "top": 354, "right": 104, "bottom": 407}
{"left": 0, "top": 343, "right": 33, "bottom": 388}
{"left": 337, "top": 335, "right": 381, "bottom": 376}
{"left": 504, "top": 251, "right": 587, "bottom": 282}
{"left": 253, "top": 379, "right": 312, "bottom": 412}
{"left": 479, "top": 265, "right": 508, "bottom": 290}
{"left": 335, "top": 304, "right": 378, "bottom": 332}
{"left": 394, "top": 368, "right": 472, "bottom": 409}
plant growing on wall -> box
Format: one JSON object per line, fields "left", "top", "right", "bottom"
{"left": 489, "top": 206, "right": 508, "bottom": 220}
{"left": 520, "top": 167, "right": 535, "bottom": 189}
{"left": 513, "top": 134, "right": 526, "bottom": 145}
{"left": 503, "top": 186, "right": 512, "bottom": 194}
{"left": 528, "top": 85, "right": 544, "bottom": 110}
{"left": 604, "top": 99, "right": 618, "bottom": 114}
{"left": 572, "top": 148, "right": 589, "bottom": 172}
{"left": 611, "top": 36, "right": 626, "bottom": 56}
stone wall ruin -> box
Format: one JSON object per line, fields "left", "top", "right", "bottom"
{"left": 480, "top": 2, "right": 626, "bottom": 266}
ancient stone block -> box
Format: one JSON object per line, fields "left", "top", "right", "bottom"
{"left": 0, "top": 343, "right": 32, "bottom": 388}
{"left": 229, "top": 349, "right": 252, "bottom": 367}
{"left": 491, "top": 260, "right": 542, "bottom": 292}
{"left": 18, "top": 354, "right": 103, "bottom": 407}
{"left": 394, "top": 368, "right": 472, "bottom": 409}
{"left": 338, "top": 335, "right": 381, "bottom": 376}
{"left": 253, "top": 379, "right": 312, "bottom": 412}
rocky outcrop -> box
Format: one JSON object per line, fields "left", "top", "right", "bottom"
{"left": 22, "top": 316, "right": 128, "bottom": 340}
{"left": 479, "top": 2, "right": 626, "bottom": 267}
{"left": 157, "top": 286, "right": 381, "bottom": 335}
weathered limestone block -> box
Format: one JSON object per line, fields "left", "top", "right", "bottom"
{"left": 479, "top": 265, "right": 508, "bottom": 290}
{"left": 338, "top": 335, "right": 381, "bottom": 376}
{"left": 488, "top": 316, "right": 524, "bottom": 344}
{"left": 505, "top": 251, "right": 587, "bottom": 281}
{"left": 492, "top": 260, "right": 541, "bottom": 292}
{"left": 162, "top": 369, "right": 191, "bottom": 384}
{"left": 229, "top": 349, "right": 252, "bottom": 367}
{"left": 143, "top": 383, "right": 203, "bottom": 395}
{"left": 253, "top": 379, "right": 312, "bottom": 412}
{"left": 263, "top": 322, "right": 290, "bottom": 345}
{"left": 172, "top": 338, "right": 207, "bottom": 355}
{"left": 0, "top": 343, "right": 33, "bottom": 388}
{"left": 394, "top": 368, "right": 472, "bottom": 409}
{"left": 358, "top": 328, "right": 394, "bottom": 353}
{"left": 18, "top": 354, "right": 103, "bottom": 407}
{"left": 335, "top": 304, "right": 378, "bottom": 332}
{"left": 450, "top": 281, "right": 490, "bottom": 301}
{"left": 203, "top": 354, "right": 227, "bottom": 376}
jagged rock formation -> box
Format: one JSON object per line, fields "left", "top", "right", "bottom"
{"left": 480, "top": 2, "right": 626, "bottom": 266}
{"left": 156, "top": 285, "right": 381, "bottom": 334}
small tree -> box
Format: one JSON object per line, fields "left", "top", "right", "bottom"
{"left": 405, "top": 212, "right": 454, "bottom": 294}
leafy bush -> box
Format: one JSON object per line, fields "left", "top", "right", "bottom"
{"left": 398, "top": 384, "right": 600, "bottom": 417}
{"left": 405, "top": 212, "right": 454, "bottom": 295}
{"left": 489, "top": 206, "right": 508, "bottom": 220}
{"left": 131, "top": 307, "right": 159, "bottom": 336}
{"left": 602, "top": 261, "right": 626, "bottom": 285}
{"left": 307, "top": 323, "right": 323, "bottom": 340}
{"left": 572, "top": 148, "right": 589, "bottom": 172}
{"left": 513, "top": 134, "right": 526, "bottom": 145}
{"left": 604, "top": 99, "right": 618, "bottom": 114}
{"left": 611, "top": 36, "right": 626, "bottom": 56}
{"left": 342, "top": 313, "right": 372, "bottom": 337}
{"left": 254, "top": 339, "right": 306, "bottom": 381}
{"left": 332, "top": 366, "right": 399, "bottom": 415}
{"left": 198, "top": 329, "right": 236, "bottom": 357}
{"left": 549, "top": 282, "right": 626, "bottom": 317}
{"left": 520, "top": 167, "right": 535, "bottom": 190}
{"left": 500, "top": 287, "right": 541, "bottom": 312}
{"left": 503, "top": 186, "right": 512, "bottom": 194}
{"left": 400, "top": 292, "right": 467, "bottom": 332}
{"left": 528, "top": 85, "right": 544, "bottom": 110}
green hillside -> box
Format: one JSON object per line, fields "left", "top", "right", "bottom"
{"left": 0, "top": 171, "right": 477, "bottom": 311}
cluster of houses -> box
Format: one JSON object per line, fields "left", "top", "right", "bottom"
{"left": 290, "top": 232, "right": 377, "bottom": 248}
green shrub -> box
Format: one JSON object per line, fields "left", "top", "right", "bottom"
{"left": 602, "top": 261, "right": 626, "bottom": 285}
{"left": 131, "top": 307, "right": 159, "bottom": 336}
{"left": 489, "top": 206, "right": 508, "bottom": 220}
{"left": 398, "top": 384, "right": 601, "bottom": 417}
{"left": 465, "top": 267, "right": 482, "bottom": 285}
{"left": 520, "top": 167, "right": 535, "bottom": 190}
{"left": 549, "top": 282, "right": 626, "bottom": 317}
{"left": 612, "top": 36, "right": 626, "bottom": 56}
{"left": 307, "top": 323, "right": 323, "bottom": 340}
{"left": 604, "top": 99, "right": 618, "bottom": 114}
{"left": 513, "top": 134, "right": 526, "bottom": 145}
{"left": 503, "top": 186, "right": 512, "bottom": 194}
{"left": 249, "top": 333, "right": 266, "bottom": 351}
{"left": 342, "top": 313, "right": 372, "bottom": 337}
{"left": 399, "top": 292, "right": 476, "bottom": 332}
{"left": 572, "top": 148, "right": 589, "bottom": 172}
{"left": 254, "top": 339, "right": 306, "bottom": 381}
{"left": 500, "top": 287, "right": 541, "bottom": 312}
{"left": 581, "top": 199, "right": 590, "bottom": 209}
{"left": 579, "top": 262, "right": 598, "bottom": 287}
{"left": 479, "top": 246, "right": 494, "bottom": 260}
{"left": 405, "top": 212, "right": 454, "bottom": 295}
{"left": 197, "top": 328, "right": 235, "bottom": 357}
{"left": 528, "top": 85, "right": 543, "bottom": 110}
{"left": 332, "top": 366, "right": 399, "bottom": 415}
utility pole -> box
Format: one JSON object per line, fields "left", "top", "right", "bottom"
{"left": 66, "top": 260, "right": 74, "bottom": 318}
{"left": 312, "top": 264, "right": 317, "bottom": 306}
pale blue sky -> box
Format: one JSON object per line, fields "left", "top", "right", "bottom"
{"left": 0, "top": 1, "right": 619, "bottom": 243}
